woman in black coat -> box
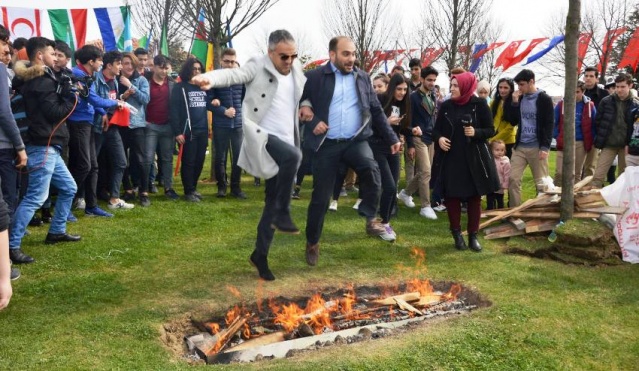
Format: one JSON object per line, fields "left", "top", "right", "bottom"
{"left": 433, "top": 72, "right": 499, "bottom": 251}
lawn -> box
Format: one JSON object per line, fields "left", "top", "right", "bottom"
{"left": 1, "top": 151, "right": 638, "bottom": 370}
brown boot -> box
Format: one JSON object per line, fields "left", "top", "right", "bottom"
{"left": 305, "top": 242, "right": 319, "bottom": 266}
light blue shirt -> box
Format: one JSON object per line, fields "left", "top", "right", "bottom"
{"left": 327, "top": 63, "right": 362, "bottom": 139}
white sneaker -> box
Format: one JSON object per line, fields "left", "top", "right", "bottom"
{"left": 74, "top": 198, "right": 86, "bottom": 210}
{"left": 420, "top": 206, "right": 437, "bottom": 220}
{"left": 108, "top": 199, "right": 135, "bottom": 210}
{"left": 352, "top": 199, "right": 362, "bottom": 210}
{"left": 379, "top": 223, "right": 396, "bottom": 242}
{"left": 397, "top": 189, "right": 415, "bottom": 208}
{"left": 329, "top": 200, "right": 338, "bottom": 211}
{"left": 433, "top": 203, "right": 447, "bottom": 212}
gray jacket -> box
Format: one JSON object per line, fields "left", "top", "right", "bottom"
{"left": 0, "top": 63, "right": 25, "bottom": 151}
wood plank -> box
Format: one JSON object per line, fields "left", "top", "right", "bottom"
{"left": 484, "top": 222, "right": 517, "bottom": 235}
{"left": 371, "top": 292, "right": 420, "bottom": 306}
{"left": 574, "top": 175, "right": 593, "bottom": 191}
{"left": 394, "top": 298, "right": 423, "bottom": 316}
{"left": 525, "top": 221, "right": 558, "bottom": 233}
{"left": 508, "top": 218, "right": 527, "bottom": 230}
{"left": 502, "top": 211, "right": 601, "bottom": 219}
{"left": 224, "top": 332, "right": 285, "bottom": 352}
{"left": 577, "top": 206, "right": 627, "bottom": 214}
{"left": 476, "top": 195, "right": 553, "bottom": 232}
{"left": 485, "top": 229, "right": 526, "bottom": 239}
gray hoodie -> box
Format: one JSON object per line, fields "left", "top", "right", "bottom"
{"left": 519, "top": 90, "right": 541, "bottom": 147}
{"left": 0, "top": 63, "right": 25, "bottom": 151}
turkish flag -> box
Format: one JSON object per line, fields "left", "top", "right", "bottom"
{"left": 495, "top": 40, "right": 524, "bottom": 68}
{"left": 617, "top": 27, "right": 639, "bottom": 72}
{"left": 577, "top": 32, "right": 593, "bottom": 73}
{"left": 501, "top": 38, "right": 547, "bottom": 71}
{"left": 1, "top": 7, "right": 42, "bottom": 41}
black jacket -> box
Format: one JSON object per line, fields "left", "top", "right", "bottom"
{"left": 593, "top": 94, "right": 639, "bottom": 149}
{"left": 13, "top": 62, "right": 75, "bottom": 147}
{"left": 301, "top": 63, "right": 398, "bottom": 152}
{"left": 510, "top": 90, "right": 554, "bottom": 150}
{"left": 207, "top": 83, "right": 245, "bottom": 129}
{"left": 584, "top": 86, "right": 609, "bottom": 110}
{"left": 432, "top": 96, "right": 500, "bottom": 198}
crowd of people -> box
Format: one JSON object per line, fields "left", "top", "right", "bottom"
{"left": 1, "top": 26, "right": 639, "bottom": 309}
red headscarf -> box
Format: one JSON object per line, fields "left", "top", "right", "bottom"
{"left": 451, "top": 72, "right": 478, "bottom": 106}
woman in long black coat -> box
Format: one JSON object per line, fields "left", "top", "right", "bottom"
{"left": 432, "top": 72, "right": 500, "bottom": 251}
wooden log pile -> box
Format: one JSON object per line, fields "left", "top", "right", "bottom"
{"left": 479, "top": 176, "right": 627, "bottom": 239}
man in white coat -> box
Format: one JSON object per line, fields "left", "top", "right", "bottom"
{"left": 193, "top": 30, "right": 306, "bottom": 281}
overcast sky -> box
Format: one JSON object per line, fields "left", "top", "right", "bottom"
{"left": 4, "top": 0, "right": 583, "bottom": 94}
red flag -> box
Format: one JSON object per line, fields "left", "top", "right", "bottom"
{"left": 108, "top": 107, "right": 131, "bottom": 127}
{"left": 495, "top": 40, "right": 524, "bottom": 68}
{"left": 618, "top": 27, "right": 639, "bottom": 72}
{"left": 474, "top": 42, "right": 505, "bottom": 59}
{"left": 174, "top": 143, "right": 184, "bottom": 177}
{"left": 500, "top": 38, "right": 547, "bottom": 71}
{"left": 421, "top": 47, "right": 444, "bottom": 67}
{"left": 597, "top": 27, "right": 627, "bottom": 73}
{"left": 1, "top": 7, "right": 42, "bottom": 41}
{"left": 577, "top": 32, "right": 592, "bottom": 73}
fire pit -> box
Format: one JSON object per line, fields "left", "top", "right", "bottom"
{"left": 182, "top": 280, "right": 488, "bottom": 364}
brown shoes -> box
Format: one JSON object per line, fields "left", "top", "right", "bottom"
{"left": 305, "top": 242, "right": 319, "bottom": 266}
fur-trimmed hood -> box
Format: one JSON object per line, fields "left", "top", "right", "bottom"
{"left": 13, "top": 61, "right": 48, "bottom": 82}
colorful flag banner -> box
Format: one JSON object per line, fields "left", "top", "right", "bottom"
{"left": 618, "top": 27, "right": 639, "bottom": 72}
{"left": 421, "top": 47, "right": 444, "bottom": 68}
{"left": 500, "top": 38, "right": 547, "bottom": 71}
{"left": 48, "top": 9, "right": 87, "bottom": 54}
{"left": 190, "top": 8, "right": 208, "bottom": 64}
{"left": 469, "top": 43, "right": 487, "bottom": 73}
{"left": 94, "top": 6, "right": 132, "bottom": 51}
{"left": 597, "top": 27, "right": 627, "bottom": 73}
{"left": 1, "top": 7, "right": 41, "bottom": 41}
{"left": 525, "top": 35, "right": 565, "bottom": 65}
{"left": 495, "top": 40, "right": 524, "bottom": 68}
{"left": 577, "top": 32, "right": 593, "bottom": 73}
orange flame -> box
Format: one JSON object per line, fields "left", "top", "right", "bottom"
{"left": 441, "top": 284, "right": 462, "bottom": 301}
{"left": 205, "top": 322, "right": 220, "bottom": 335}
{"left": 410, "top": 247, "right": 426, "bottom": 268}
{"left": 407, "top": 278, "right": 434, "bottom": 296}
{"left": 226, "top": 285, "right": 242, "bottom": 298}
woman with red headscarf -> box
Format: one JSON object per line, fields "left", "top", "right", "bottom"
{"left": 432, "top": 72, "right": 500, "bottom": 252}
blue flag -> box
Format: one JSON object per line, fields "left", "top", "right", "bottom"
{"left": 525, "top": 35, "right": 565, "bottom": 65}
{"left": 469, "top": 43, "right": 487, "bottom": 73}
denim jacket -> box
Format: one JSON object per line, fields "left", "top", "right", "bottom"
{"left": 124, "top": 74, "right": 150, "bottom": 129}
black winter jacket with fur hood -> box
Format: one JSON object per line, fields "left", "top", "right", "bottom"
{"left": 13, "top": 61, "right": 75, "bottom": 147}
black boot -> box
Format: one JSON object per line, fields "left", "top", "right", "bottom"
{"left": 468, "top": 232, "right": 482, "bottom": 252}
{"left": 249, "top": 251, "right": 275, "bottom": 281}
{"left": 41, "top": 208, "right": 53, "bottom": 223}
{"left": 451, "top": 229, "right": 467, "bottom": 250}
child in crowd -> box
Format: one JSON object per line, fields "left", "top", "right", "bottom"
{"left": 486, "top": 140, "right": 510, "bottom": 210}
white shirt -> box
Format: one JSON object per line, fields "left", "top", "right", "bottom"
{"left": 259, "top": 70, "right": 296, "bottom": 146}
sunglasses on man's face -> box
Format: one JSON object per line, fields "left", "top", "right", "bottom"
{"left": 279, "top": 53, "right": 298, "bottom": 61}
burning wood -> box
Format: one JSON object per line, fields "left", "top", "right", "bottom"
{"left": 199, "top": 314, "right": 250, "bottom": 356}
{"left": 371, "top": 292, "right": 420, "bottom": 305}
{"left": 224, "top": 331, "right": 285, "bottom": 352}
{"left": 393, "top": 298, "right": 423, "bottom": 316}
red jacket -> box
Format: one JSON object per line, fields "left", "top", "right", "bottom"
{"left": 556, "top": 99, "right": 595, "bottom": 151}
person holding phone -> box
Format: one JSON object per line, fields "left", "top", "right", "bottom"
{"left": 433, "top": 71, "right": 499, "bottom": 252}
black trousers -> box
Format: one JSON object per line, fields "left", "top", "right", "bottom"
{"left": 67, "top": 121, "right": 99, "bottom": 208}
{"left": 370, "top": 142, "right": 399, "bottom": 224}
{"left": 306, "top": 139, "right": 380, "bottom": 244}
{"left": 181, "top": 131, "right": 208, "bottom": 195}
{"left": 122, "top": 127, "right": 149, "bottom": 193}
{"left": 254, "top": 135, "right": 301, "bottom": 256}
{"left": 213, "top": 126, "right": 243, "bottom": 191}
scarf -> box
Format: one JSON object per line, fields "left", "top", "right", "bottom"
{"left": 419, "top": 87, "right": 436, "bottom": 116}
{"left": 451, "top": 72, "right": 478, "bottom": 106}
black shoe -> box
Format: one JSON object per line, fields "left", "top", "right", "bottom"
{"left": 9, "top": 249, "right": 35, "bottom": 264}
{"left": 451, "top": 229, "right": 468, "bottom": 250}
{"left": 292, "top": 186, "right": 301, "bottom": 200}
{"left": 41, "top": 208, "right": 53, "bottom": 223}
{"left": 468, "top": 232, "right": 482, "bottom": 252}
{"left": 254, "top": 178, "right": 261, "bottom": 187}
{"left": 45, "top": 233, "right": 82, "bottom": 245}
{"left": 139, "top": 194, "right": 151, "bottom": 207}
{"left": 122, "top": 191, "right": 136, "bottom": 202}
{"left": 271, "top": 215, "right": 300, "bottom": 235}
{"left": 217, "top": 187, "right": 227, "bottom": 198}
{"left": 184, "top": 193, "right": 201, "bottom": 203}
{"left": 98, "top": 189, "right": 111, "bottom": 202}
{"left": 149, "top": 184, "right": 159, "bottom": 194}
{"left": 29, "top": 216, "right": 43, "bottom": 227}
{"left": 250, "top": 251, "right": 275, "bottom": 281}
{"left": 231, "top": 190, "right": 247, "bottom": 199}
{"left": 165, "top": 188, "right": 179, "bottom": 200}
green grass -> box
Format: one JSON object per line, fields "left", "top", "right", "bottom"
{"left": 1, "top": 151, "right": 638, "bottom": 370}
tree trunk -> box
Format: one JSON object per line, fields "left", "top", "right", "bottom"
{"left": 561, "top": 0, "right": 582, "bottom": 221}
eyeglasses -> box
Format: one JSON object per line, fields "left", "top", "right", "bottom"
{"left": 222, "top": 59, "right": 235, "bottom": 64}
{"left": 279, "top": 53, "right": 298, "bottom": 61}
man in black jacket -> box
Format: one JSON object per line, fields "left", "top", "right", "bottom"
{"left": 9, "top": 37, "right": 80, "bottom": 264}
{"left": 582, "top": 66, "right": 610, "bottom": 178}
{"left": 508, "top": 69, "right": 554, "bottom": 207}
{"left": 590, "top": 73, "right": 639, "bottom": 188}
{"left": 299, "top": 36, "right": 400, "bottom": 266}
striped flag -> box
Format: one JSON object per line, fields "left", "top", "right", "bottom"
{"left": 48, "top": 9, "right": 87, "bottom": 54}
{"left": 94, "top": 6, "right": 132, "bottom": 51}
{"left": 1, "top": 7, "right": 41, "bottom": 41}
{"left": 190, "top": 9, "right": 208, "bottom": 63}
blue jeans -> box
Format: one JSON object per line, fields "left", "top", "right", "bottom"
{"left": 145, "top": 123, "right": 174, "bottom": 190}
{"left": 10, "top": 146, "right": 77, "bottom": 249}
